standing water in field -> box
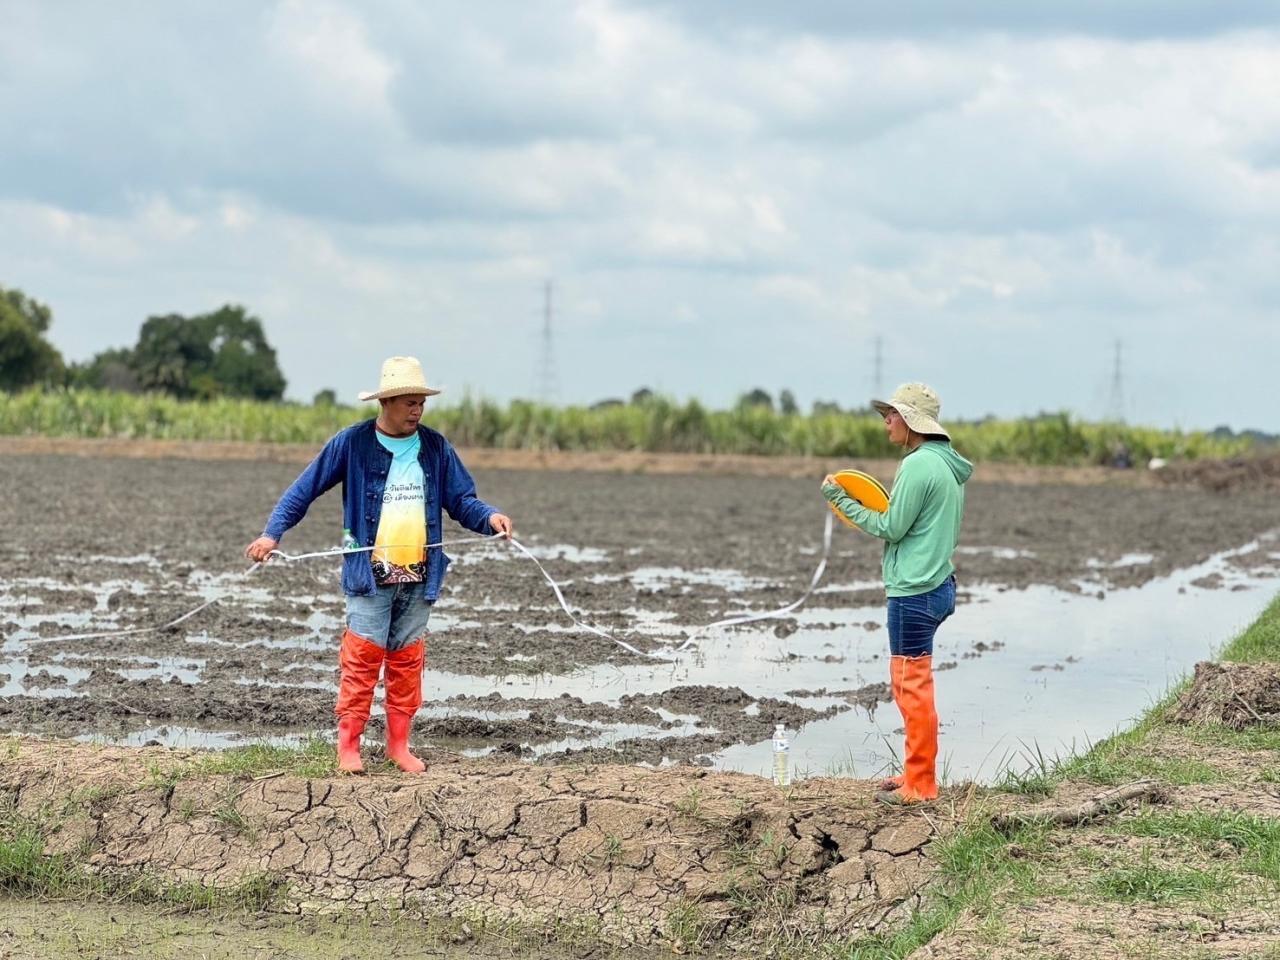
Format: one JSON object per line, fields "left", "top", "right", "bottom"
{"left": 2, "top": 455, "right": 1278, "bottom": 781}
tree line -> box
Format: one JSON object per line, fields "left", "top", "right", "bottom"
{"left": 2, "top": 283, "right": 857, "bottom": 415}
{"left": 0, "top": 284, "right": 286, "bottom": 401}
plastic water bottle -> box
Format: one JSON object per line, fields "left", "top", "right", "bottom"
{"left": 772, "top": 724, "right": 790, "bottom": 787}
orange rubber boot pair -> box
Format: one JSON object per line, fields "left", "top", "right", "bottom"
{"left": 383, "top": 637, "right": 427, "bottom": 773}
{"left": 335, "top": 631, "right": 428, "bottom": 774}
{"left": 335, "top": 629, "right": 384, "bottom": 773}
{"left": 877, "top": 655, "right": 939, "bottom": 805}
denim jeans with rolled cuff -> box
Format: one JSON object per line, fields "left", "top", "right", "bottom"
{"left": 886, "top": 575, "right": 956, "bottom": 657}
{"left": 345, "top": 583, "right": 432, "bottom": 652}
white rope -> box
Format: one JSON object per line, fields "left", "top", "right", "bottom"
{"left": 27, "top": 535, "right": 503, "bottom": 644}
{"left": 506, "top": 538, "right": 674, "bottom": 661}
{"left": 675, "top": 511, "right": 834, "bottom": 652}
{"left": 29, "top": 596, "right": 227, "bottom": 644}
{"left": 266, "top": 535, "right": 500, "bottom": 563}
{"left": 26, "top": 520, "right": 837, "bottom": 657}
{"left": 501, "top": 513, "right": 834, "bottom": 659}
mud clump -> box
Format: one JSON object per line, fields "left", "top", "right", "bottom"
{"left": 421, "top": 714, "right": 592, "bottom": 745}
{"left": 621, "top": 685, "right": 844, "bottom": 741}
{"left": 1167, "top": 661, "right": 1280, "bottom": 729}
{"left": 1154, "top": 452, "right": 1280, "bottom": 493}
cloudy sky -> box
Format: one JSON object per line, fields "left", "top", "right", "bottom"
{"left": 3, "top": 1, "right": 1278, "bottom": 430}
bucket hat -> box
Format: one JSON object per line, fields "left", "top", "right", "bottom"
{"left": 872, "top": 382, "right": 949, "bottom": 440}
{"left": 357, "top": 356, "right": 441, "bottom": 402}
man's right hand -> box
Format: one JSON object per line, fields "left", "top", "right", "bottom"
{"left": 244, "top": 536, "right": 279, "bottom": 563}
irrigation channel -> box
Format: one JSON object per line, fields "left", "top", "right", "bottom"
{"left": 2, "top": 451, "right": 1278, "bottom": 783}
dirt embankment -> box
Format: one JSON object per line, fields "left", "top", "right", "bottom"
{"left": 1166, "top": 660, "right": 1280, "bottom": 729}
{"left": 1154, "top": 451, "right": 1280, "bottom": 493}
{"left": 1, "top": 738, "right": 946, "bottom": 948}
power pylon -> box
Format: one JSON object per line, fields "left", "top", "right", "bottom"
{"left": 1107, "top": 339, "right": 1126, "bottom": 423}
{"left": 536, "top": 279, "right": 558, "bottom": 405}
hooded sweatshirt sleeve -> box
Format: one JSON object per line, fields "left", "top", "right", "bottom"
{"left": 823, "top": 458, "right": 928, "bottom": 544}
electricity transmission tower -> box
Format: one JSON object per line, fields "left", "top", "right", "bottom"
{"left": 536, "top": 279, "right": 559, "bottom": 405}
{"left": 1107, "top": 339, "right": 1126, "bottom": 423}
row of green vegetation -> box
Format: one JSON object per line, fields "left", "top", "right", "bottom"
{"left": 2, "top": 282, "right": 1264, "bottom": 465}
{"left": 0, "top": 387, "right": 1253, "bottom": 465}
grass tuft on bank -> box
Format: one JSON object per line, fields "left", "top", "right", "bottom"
{"left": 0, "top": 798, "right": 282, "bottom": 911}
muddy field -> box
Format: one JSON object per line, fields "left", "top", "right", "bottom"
{"left": 2, "top": 451, "right": 1278, "bottom": 769}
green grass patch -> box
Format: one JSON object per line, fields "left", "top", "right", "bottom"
{"left": 995, "top": 702, "right": 1224, "bottom": 794}
{"left": 1220, "top": 594, "right": 1280, "bottom": 663}
{"left": 1115, "top": 810, "right": 1280, "bottom": 883}
{"left": 1094, "top": 849, "right": 1228, "bottom": 904}
{"left": 1058, "top": 748, "right": 1222, "bottom": 787}
{"left": 0, "top": 817, "right": 81, "bottom": 896}
{"left": 0, "top": 802, "right": 282, "bottom": 910}
{"left": 142, "top": 738, "right": 338, "bottom": 787}
{"left": 1176, "top": 722, "right": 1280, "bottom": 754}
{"left": 830, "top": 817, "right": 1052, "bottom": 960}
{"left": 190, "top": 738, "right": 337, "bottom": 779}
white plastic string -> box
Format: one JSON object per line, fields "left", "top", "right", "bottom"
{"left": 27, "top": 518, "right": 838, "bottom": 656}
{"left": 675, "top": 511, "right": 834, "bottom": 652}
{"left": 505, "top": 538, "right": 673, "bottom": 661}
{"left": 266, "top": 535, "right": 500, "bottom": 563}
{"left": 27, "top": 535, "right": 502, "bottom": 645}
{"left": 28, "top": 596, "right": 228, "bottom": 644}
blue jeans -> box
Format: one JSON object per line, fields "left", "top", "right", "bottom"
{"left": 887, "top": 576, "right": 956, "bottom": 657}
{"left": 345, "top": 583, "right": 433, "bottom": 652}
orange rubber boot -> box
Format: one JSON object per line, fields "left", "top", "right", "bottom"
{"left": 878, "top": 656, "right": 907, "bottom": 791}
{"left": 891, "top": 654, "right": 939, "bottom": 803}
{"left": 383, "top": 637, "right": 427, "bottom": 773}
{"left": 335, "top": 629, "right": 385, "bottom": 773}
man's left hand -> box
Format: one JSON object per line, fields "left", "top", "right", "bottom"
{"left": 489, "top": 513, "right": 514, "bottom": 539}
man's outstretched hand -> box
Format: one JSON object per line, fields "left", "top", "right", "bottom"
{"left": 244, "top": 536, "right": 279, "bottom": 563}
{"left": 489, "top": 513, "right": 514, "bottom": 540}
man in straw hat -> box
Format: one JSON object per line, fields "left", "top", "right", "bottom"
{"left": 245, "top": 356, "right": 513, "bottom": 774}
{"left": 821, "top": 383, "right": 972, "bottom": 805}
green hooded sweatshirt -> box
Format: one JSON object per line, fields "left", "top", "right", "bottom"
{"left": 822, "top": 441, "right": 974, "bottom": 597}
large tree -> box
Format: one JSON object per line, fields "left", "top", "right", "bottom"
{"left": 130, "top": 305, "right": 286, "bottom": 400}
{"left": 0, "top": 285, "right": 64, "bottom": 390}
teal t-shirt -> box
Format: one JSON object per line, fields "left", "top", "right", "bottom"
{"left": 372, "top": 431, "right": 427, "bottom": 583}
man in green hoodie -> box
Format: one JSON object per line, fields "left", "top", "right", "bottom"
{"left": 822, "top": 382, "right": 973, "bottom": 805}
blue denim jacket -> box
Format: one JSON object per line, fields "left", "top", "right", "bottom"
{"left": 263, "top": 419, "right": 498, "bottom": 600}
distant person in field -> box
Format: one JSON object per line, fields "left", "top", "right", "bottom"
{"left": 245, "top": 356, "right": 513, "bottom": 774}
{"left": 821, "top": 383, "right": 972, "bottom": 805}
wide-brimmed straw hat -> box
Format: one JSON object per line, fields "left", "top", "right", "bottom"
{"left": 357, "top": 356, "right": 442, "bottom": 402}
{"left": 872, "top": 382, "right": 950, "bottom": 440}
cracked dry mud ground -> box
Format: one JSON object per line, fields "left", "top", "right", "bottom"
{"left": 1, "top": 738, "right": 946, "bottom": 947}
{"left": 1, "top": 453, "right": 1277, "bottom": 758}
